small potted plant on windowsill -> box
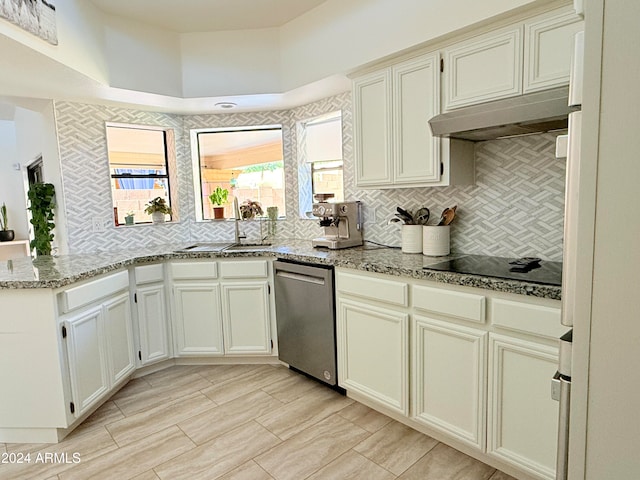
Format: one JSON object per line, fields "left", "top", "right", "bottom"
{"left": 209, "top": 187, "right": 229, "bottom": 220}
{"left": 124, "top": 211, "right": 135, "bottom": 225}
{"left": 0, "top": 202, "right": 15, "bottom": 242}
{"left": 144, "top": 197, "right": 171, "bottom": 223}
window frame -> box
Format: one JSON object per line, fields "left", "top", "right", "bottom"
{"left": 106, "top": 122, "right": 174, "bottom": 226}
{"left": 191, "top": 124, "right": 285, "bottom": 222}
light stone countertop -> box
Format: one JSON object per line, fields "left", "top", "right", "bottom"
{"left": 0, "top": 240, "right": 561, "bottom": 300}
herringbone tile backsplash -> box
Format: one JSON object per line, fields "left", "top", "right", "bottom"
{"left": 55, "top": 93, "right": 565, "bottom": 260}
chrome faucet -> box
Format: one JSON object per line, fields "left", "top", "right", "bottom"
{"left": 233, "top": 197, "right": 246, "bottom": 244}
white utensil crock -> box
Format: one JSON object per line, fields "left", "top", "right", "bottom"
{"left": 401, "top": 225, "right": 423, "bottom": 253}
{"left": 423, "top": 225, "right": 450, "bottom": 256}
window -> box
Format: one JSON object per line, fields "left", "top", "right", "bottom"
{"left": 298, "top": 111, "right": 344, "bottom": 218}
{"left": 194, "top": 126, "right": 285, "bottom": 220}
{"left": 106, "top": 124, "right": 174, "bottom": 225}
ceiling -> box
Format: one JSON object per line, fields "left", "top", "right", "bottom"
{"left": 88, "top": 0, "right": 329, "bottom": 33}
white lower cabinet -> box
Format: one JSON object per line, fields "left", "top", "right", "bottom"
{"left": 487, "top": 334, "right": 559, "bottom": 480}
{"left": 173, "top": 283, "right": 224, "bottom": 356}
{"left": 221, "top": 281, "right": 271, "bottom": 355}
{"left": 412, "top": 315, "right": 487, "bottom": 450}
{"left": 337, "top": 298, "right": 409, "bottom": 415}
{"left": 65, "top": 306, "right": 109, "bottom": 417}
{"left": 136, "top": 283, "right": 171, "bottom": 364}
{"left": 64, "top": 291, "right": 135, "bottom": 417}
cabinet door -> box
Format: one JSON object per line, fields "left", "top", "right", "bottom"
{"left": 413, "top": 316, "right": 487, "bottom": 450}
{"left": 64, "top": 306, "right": 109, "bottom": 417}
{"left": 103, "top": 293, "right": 135, "bottom": 385}
{"left": 488, "top": 334, "right": 559, "bottom": 480}
{"left": 523, "top": 10, "right": 583, "bottom": 93}
{"left": 444, "top": 27, "right": 523, "bottom": 110}
{"left": 173, "top": 283, "right": 223, "bottom": 356}
{"left": 337, "top": 298, "right": 409, "bottom": 415}
{"left": 137, "top": 283, "right": 171, "bottom": 365}
{"left": 353, "top": 69, "right": 393, "bottom": 187}
{"left": 221, "top": 281, "right": 271, "bottom": 355}
{"left": 392, "top": 53, "right": 441, "bottom": 184}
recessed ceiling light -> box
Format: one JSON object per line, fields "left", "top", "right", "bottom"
{"left": 214, "top": 102, "right": 237, "bottom": 109}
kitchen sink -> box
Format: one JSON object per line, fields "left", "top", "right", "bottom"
{"left": 175, "top": 243, "right": 234, "bottom": 253}
{"left": 223, "top": 243, "right": 272, "bottom": 252}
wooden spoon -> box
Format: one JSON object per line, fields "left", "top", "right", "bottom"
{"left": 437, "top": 205, "right": 457, "bottom": 226}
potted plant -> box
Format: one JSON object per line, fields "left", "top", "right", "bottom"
{"left": 124, "top": 211, "right": 135, "bottom": 225}
{"left": 27, "top": 183, "right": 56, "bottom": 256}
{"left": 144, "top": 197, "right": 171, "bottom": 223}
{"left": 239, "top": 199, "right": 264, "bottom": 220}
{"left": 0, "top": 202, "right": 15, "bottom": 242}
{"left": 209, "top": 187, "right": 229, "bottom": 220}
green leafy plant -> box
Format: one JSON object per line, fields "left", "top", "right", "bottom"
{"left": 209, "top": 187, "right": 229, "bottom": 206}
{"left": 28, "top": 183, "right": 56, "bottom": 256}
{"left": 0, "top": 203, "right": 8, "bottom": 231}
{"left": 144, "top": 197, "right": 172, "bottom": 215}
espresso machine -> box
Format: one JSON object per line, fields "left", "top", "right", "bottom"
{"left": 311, "top": 196, "right": 363, "bottom": 249}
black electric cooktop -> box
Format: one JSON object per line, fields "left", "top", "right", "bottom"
{"left": 423, "top": 254, "right": 562, "bottom": 286}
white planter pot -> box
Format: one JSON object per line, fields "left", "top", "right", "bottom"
{"left": 151, "top": 211, "right": 165, "bottom": 223}
{"left": 401, "top": 225, "right": 423, "bottom": 253}
{"left": 423, "top": 225, "right": 450, "bottom": 256}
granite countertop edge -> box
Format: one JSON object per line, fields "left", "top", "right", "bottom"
{"left": 0, "top": 242, "right": 562, "bottom": 300}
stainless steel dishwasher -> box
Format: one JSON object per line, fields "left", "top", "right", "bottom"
{"left": 273, "top": 260, "right": 337, "bottom": 386}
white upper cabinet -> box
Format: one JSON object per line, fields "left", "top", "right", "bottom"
{"left": 523, "top": 9, "right": 584, "bottom": 93}
{"left": 443, "top": 26, "right": 523, "bottom": 111}
{"left": 392, "top": 54, "right": 441, "bottom": 184}
{"left": 353, "top": 69, "right": 393, "bottom": 186}
{"left": 354, "top": 53, "right": 473, "bottom": 188}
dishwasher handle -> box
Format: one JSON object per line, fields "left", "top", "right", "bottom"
{"left": 275, "top": 270, "right": 326, "bottom": 286}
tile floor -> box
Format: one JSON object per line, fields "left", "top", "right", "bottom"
{"left": 0, "top": 364, "right": 517, "bottom": 480}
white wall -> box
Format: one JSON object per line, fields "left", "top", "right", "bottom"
{"left": 0, "top": 119, "right": 29, "bottom": 239}
{"left": 103, "top": 13, "right": 182, "bottom": 97}
{"left": 278, "top": 0, "right": 544, "bottom": 91}
{"left": 581, "top": 0, "right": 640, "bottom": 477}
{"left": 180, "top": 28, "right": 281, "bottom": 97}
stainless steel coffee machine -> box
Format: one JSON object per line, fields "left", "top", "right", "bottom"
{"left": 312, "top": 197, "right": 363, "bottom": 249}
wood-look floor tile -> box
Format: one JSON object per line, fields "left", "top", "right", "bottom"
{"left": 79, "top": 400, "right": 125, "bottom": 430}
{"left": 113, "top": 373, "right": 213, "bottom": 416}
{"left": 216, "top": 460, "right": 274, "bottom": 480}
{"left": 131, "top": 470, "right": 161, "bottom": 480}
{"left": 489, "top": 470, "right": 517, "bottom": 480}
{"left": 306, "top": 450, "right": 396, "bottom": 480}
{"left": 338, "top": 402, "right": 393, "bottom": 433}
{"left": 254, "top": 414, "right": 369, "bottom": 480}
{"left": 154, "top": 421, "right": 280, "bottom": 480}
{"left": 178, "top": 389, "right": 284, "bottom": 445}
{"left": 201, "top": 365, "right": 291, "bottom": 405}
{"left": 110, "top": 377, "right": 152, "bottom": 401}
{"left": 256, "top": 386, "right": 353, "bottom": 440}
{"left": 354, "top": 421, "right": 438, "bottom": 476}
{"left": 58, "top": 426, "right": 194, "bottom": 480}
{"left": 2, "top": 426, "right": 117, "bottom": 480}
{"left": 196, "top": 363, "right": 269, "bottom": 385}
{"left": 260, "top": 370, "right": 323, "bottom": 403}
{"left": 140, "top": 365, "right": 209, "bottom": 387}
{"left": 107, "top": 392, "right": 215, "bottom": 446}
{"left": 397, "top": 443, "right": 496, "bottom": 480}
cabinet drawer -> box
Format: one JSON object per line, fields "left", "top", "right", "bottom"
{"left": 491, "top": 298, "right": 564, "bottom": 339}
{"left": 337, "top": 271, "right": 408, "bottom": 307}
{"left": 171, "top": 262, "right": 217, "bottom": 280}
{"left": 219, "top": 260, "right": 268, "bottom": 279}
{"left": 59, "top": 270, "right": 129, "bottom": 314}
{"left": 413, "top": 285, "right": 486, "bottom": 323}
{"left": 135, "top": 264, "right": 164, "bottom": 285}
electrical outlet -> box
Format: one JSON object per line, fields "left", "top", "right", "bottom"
{"left": 92, "top": 217, "right": 105, "bottom": 232}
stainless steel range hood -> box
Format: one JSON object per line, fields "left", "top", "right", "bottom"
{"left": 429, "top": 87, "right": 576, "bottom": 141}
